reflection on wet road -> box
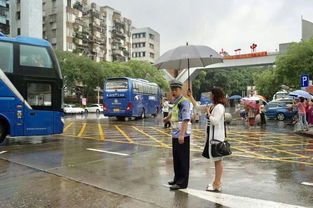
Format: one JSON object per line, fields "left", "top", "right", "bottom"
{"left": 61, "top": 115, "right": 313, "bottom": 167}
{"left": 0, "top": 114, "right": 312, "bottom": 208}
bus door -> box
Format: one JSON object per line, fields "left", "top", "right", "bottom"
{"left": 23, "top": 82, "right": 54, "bottom": 136}
{"left": 24, "top": 109, "right": 54, "bottom": 136}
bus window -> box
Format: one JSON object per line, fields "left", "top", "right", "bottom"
{"left": 106, "top": 79, "right": 128, "bottom": 91}
{"left": 0, "top": 41, "right": 13, "bottom": 73}
{"left": 20, "top": 45, "right": 53, "bottom": 68}
{"left": 27, "top": 82, "right": 52, "bottom": 106}
{"left": 132, "top": 81, "right": 139, "bottom": 93}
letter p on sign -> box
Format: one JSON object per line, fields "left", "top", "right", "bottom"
{"left": 301, "top": 74, "right": 309, "bottom": 88}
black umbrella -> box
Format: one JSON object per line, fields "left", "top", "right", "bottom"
{"left": 154, "top": 43, "right": 223, "bottom": 89}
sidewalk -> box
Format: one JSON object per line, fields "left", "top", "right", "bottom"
{"left": 297, "top": 128, "right": 313, "bottom": 137}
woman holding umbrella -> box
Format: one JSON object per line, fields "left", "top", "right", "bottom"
{"left": 187, "top": 88, "right": 227, "bottom": 192}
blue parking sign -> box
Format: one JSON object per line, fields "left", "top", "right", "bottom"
{"left": 300, "top": 74, "right": 309, "bottom": 87}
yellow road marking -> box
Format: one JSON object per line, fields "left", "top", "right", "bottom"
{"left": 150, "top": 127, "right": 171, "bottom": 137}
{"left": 231, "top": 146, "right": 273, "bottom": 159}
{"left": 77, "top": 123, "right": 87, "bottom": 137}
{"left": 287, "top": 149, "right": 313, "bottom": 152}
{"left": 132, "top": 126, "right": 170, "bottom": 148}
{"left": 63, "top": 122, "right": 73, "bottom": 133}
{"left": 115, "top": 125, "right": 134, "bottom": 143}
{"left": 98, "top": 124, "right": 105, "bottom": 140}
{"left": 58, "top": 134, "right": 313, "bottom": 166}
{"left": 267, "top": 143, "right": 311, "bottom": 147}
{"left": 151, "top": 127, "right": 204, "bottom": 149}
{"left": 274, "top": 156, "right": 310, "bottom": 160}
{"left": 229, "top": 137, "right": 308, "bottom": 158}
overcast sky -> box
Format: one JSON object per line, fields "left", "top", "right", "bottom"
{"left": 91, "top": 0, "right": 313, "bottom": 55}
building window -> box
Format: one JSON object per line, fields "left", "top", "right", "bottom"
{"left": 17, "top": 28, "right": 21, "bottom": 35}
{"left": 149, "top": 33, "right": 154, "bottom": 40}
{"left": 142, "top": 52, "right": 145, "bottom": 57}
{"left": 149, "top": 43, "right": 154, "bottom": 49}
{"left": 150, "top": 53, "right": 154, "bottom": 58}
{"left": 16, "top": 11, "right": 21, "bottom": 20}
{"left": 67, "top": 42, "right": 73, "bottom": 50}
{"left": 52, "top": 0, "right": 56, "bottom": 9}
{"left": 52, "top": 29, "right": 56, "bottom": 38}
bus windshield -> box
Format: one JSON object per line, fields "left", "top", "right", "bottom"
{"left": 106, "top": 79, "right": 128, "bottom": 91}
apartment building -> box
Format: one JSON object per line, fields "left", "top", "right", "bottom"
{"left": 10, "top": 0, "right": 42, "bottom": 38}
{"left": 42, "top": 0, "right": 131, "bottom": 62}
{"left": 0, "top": 0, "right": 9, "bottom": 35}
{"left": 101, "top": 6, "right": 131, "bottom": 62}
{"left": 131, "top": 27, "right": 160, "bottom": 64}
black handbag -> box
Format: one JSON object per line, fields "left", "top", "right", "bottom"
{"left": 211, "top": 125, "right": 232, "bottom": 157}
{"left": 202, "top": 120, "right": 232, "bottom": 158}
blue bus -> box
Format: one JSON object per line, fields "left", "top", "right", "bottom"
{"left": 200, "top": 92, "right": 212, "bottom": 105}
{"left": 103, "top": 77, "right": 161, "bottom": 120}
{"left": 0, "top": 34, "right": 64, "bottom": 143}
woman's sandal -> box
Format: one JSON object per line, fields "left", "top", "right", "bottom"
{"left": 206, "top": 184, "right": 222, "bottom": 192}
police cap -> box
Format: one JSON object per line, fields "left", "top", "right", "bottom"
{"left": 169, "top": 79, "right": 183, "bottom": 89}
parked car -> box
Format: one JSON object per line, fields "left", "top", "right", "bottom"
{"left": 240, "top": 102, "right": 296, "bottom": 121}
{"left": 84, "top": 104, "right": 103, "bottom": 113}
{"left": 63, "top": 104, "right": 85, "bottom": 114}
{"left": 271, "top": 98, "right": 294, "bottom": 107}
{"left": 265, "top": 102, "right": 295, "bottom": 121}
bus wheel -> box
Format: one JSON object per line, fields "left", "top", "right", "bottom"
{"left": 0, "top": 121, "right": 7, "bottom": 143}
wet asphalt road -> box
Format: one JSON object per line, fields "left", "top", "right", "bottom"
{"left": 0, "top": 113, "right": 313, "bottom": 208}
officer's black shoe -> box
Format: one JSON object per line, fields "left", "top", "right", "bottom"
{"left": 170, "top": 184, "right": 186, "bottom": 190}
{"left": 168, "top": 180, "right": 175, "bottom": 185}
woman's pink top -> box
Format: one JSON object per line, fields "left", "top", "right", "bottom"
{"left": 297, "top": 102, "right": 306, "bottom": 115}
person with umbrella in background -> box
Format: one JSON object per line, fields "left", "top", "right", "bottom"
{"left": 297, "top": 97, "right": 309, "bottom": 131}
{"left": 164, "top": 79, "right": 191, "bottom": 190}
{"left": 162, "top": 97, "right": 171, "bottom": 128}
{"left": 260, "top": 101, "right": 267, "bottom": 125}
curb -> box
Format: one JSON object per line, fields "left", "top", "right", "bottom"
{"left": 296, "top": 131, "right": 313, "bottom": 137}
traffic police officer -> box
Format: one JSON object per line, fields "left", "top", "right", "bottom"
{"left": 164, "top": 79, "right": 191, "bottom": 190}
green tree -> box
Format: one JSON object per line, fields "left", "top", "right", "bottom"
{"left": 56, "top": 51, "right": 169, "bottom": 102}
{"left": 254, "top": 37, "right": 313, "bottom": 98}
{"left": 192, "top": 67, "right": 266, "bottom": 100}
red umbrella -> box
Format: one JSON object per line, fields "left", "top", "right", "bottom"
{"left": 244, "top": 100, "right": 258, "bottom": 109}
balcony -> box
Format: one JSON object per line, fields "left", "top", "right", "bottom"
{"left": 113, "top": 55, "right": 126, "bottom": 62}
{"left": 113, "top": 19, "right": 125, "bottom": 28}
{"left": 112, "top": 48, "right": 123, "bottom": 56}
{"left": 112, "top": 29, "right": 126, "bottom": 40}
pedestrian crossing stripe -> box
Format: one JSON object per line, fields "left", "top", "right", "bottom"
{"left": 181, "top": 188, "right": 308, "bottom": 208}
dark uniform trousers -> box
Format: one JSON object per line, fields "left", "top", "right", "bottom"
{"left": 172, "top": 136, "right": 190, "bottom": 188}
